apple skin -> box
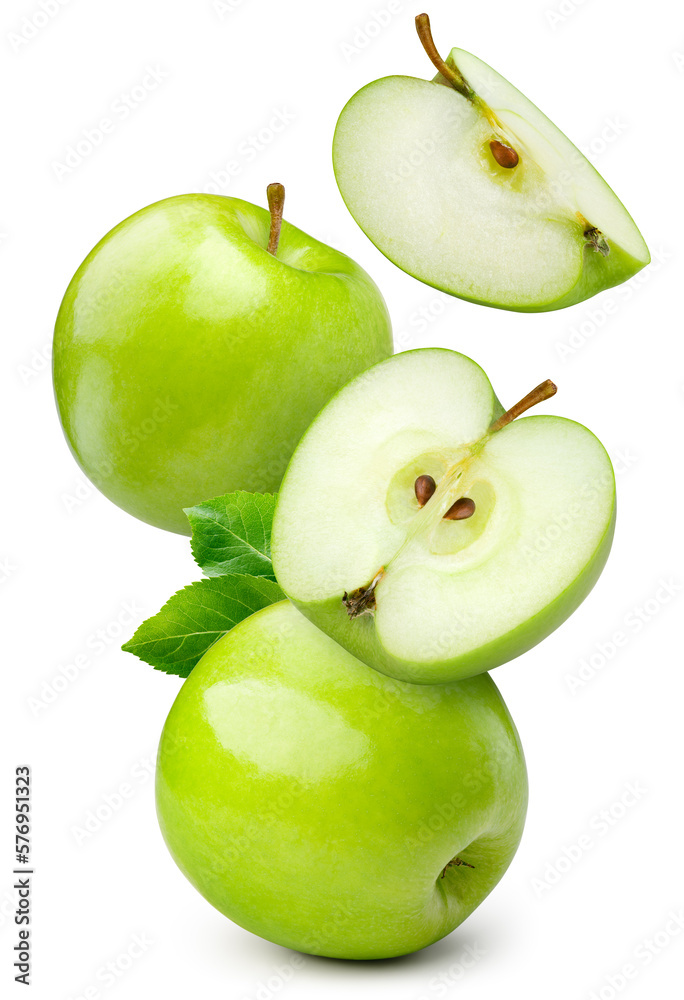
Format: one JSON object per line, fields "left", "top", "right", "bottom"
{"left": 52, "top": 194, "right": 393, "bottom": 534}
{"left": 291, "top": 502, "right": 614, "bottom": 685}
{"left": 156, "top": 601, "right": 528, "bottom": 960}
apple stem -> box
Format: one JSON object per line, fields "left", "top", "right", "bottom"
{"left": 415, "top": 13, "right": 473, "bottom": 101}
{"left": 416, "top": 14, "right": 521, "bottom": 165}
{"left": 266, "top": 182, "right": 285, "bottom": 256}
{"left": 489, "top": 379, "right": 557, "bottom": 434}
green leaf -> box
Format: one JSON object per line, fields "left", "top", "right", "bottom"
{"left": 185, "top": 492, "right": 277, "bottom": 580}
{"left": 122, "top": 575, "right": 284, "bottom": 677}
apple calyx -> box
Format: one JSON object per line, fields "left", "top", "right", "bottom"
{"left": 266, "top": 182, "right": 286, "bottom": 256}
{"left": 416, "top": 13, "right": 521, "bottom": 169}
{"left": 440, "top": 856, "right": 475, "bottom": 878}
{"left": 584, "top": 226, "right": 611, "bottom": 257}
{"left": 343, "top": 568, "right": 385, "bottom": 619}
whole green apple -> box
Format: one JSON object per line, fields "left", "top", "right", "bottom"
{"left": 156, "top": 600, "right": 528, "bottom": 960}
{"left": 52, "top": 185, "right": 392, "bottom": 533}
{"left": 272, "top": 349, "right": 615, "bottom": 684}
{"left": 333, "top": 14, "right": 649, "bottom": 311}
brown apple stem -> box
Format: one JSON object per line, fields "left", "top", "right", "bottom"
{"left": 415, "top": 13, "right": 473, "bottom": 100}
{"left": 266, "top": 182, "right": 285, "bottom": 256}
{"left": 489, "top": 379, "right": 557, "bottom": 434}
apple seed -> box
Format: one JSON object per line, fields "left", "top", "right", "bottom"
{"left": 490, "top": 139, "right": 519, "bottom": 169}
{"left": 414, "top": 474, "right": 437, "bottom": 506}
{"left": 444, "top": 497, "right": 476, "bottom": 521}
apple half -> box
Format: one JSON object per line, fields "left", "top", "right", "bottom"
{"left": 332, "top": 13, "right": 650, "bottom": 311}
{"left": 272, "top": 349, "right": 615, "bottom": 684}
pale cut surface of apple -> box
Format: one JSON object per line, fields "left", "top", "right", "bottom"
{"left": 272, "top": 350, "right": 616, "bottom": 684}
{"left": 333, "top": 45, "right": 649, "bottom": 311}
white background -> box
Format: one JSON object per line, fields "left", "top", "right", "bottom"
{"left": 2, "top": 0, "right": 683, "bottom": 997}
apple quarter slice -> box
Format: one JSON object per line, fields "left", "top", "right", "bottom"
{"left": 272, "top": 349, "right": 615, "bottom": 684}
{"left": 332, "top": 16, "right": 649, "bottom": 312}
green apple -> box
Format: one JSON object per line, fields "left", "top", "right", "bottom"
{"left": 156, "top": 600, "right": 527, "bottom": 960}
{"left": 272, "top": 349, "right": 615, "bottom": 684}
{"left": 52, "top": 184, "right": 393, "bottom": 534}
{"left": 332, "top": 13, "right": 649, "bottom": 311}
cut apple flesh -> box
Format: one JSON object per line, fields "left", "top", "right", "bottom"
{"left": 333, "top": 49, "right": 649, "bottom": 311}
{"left": 272, "top": 350, "right": 615, "bottom": 684}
